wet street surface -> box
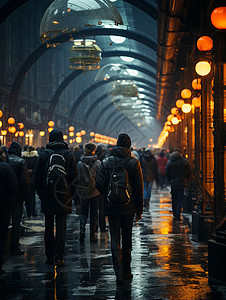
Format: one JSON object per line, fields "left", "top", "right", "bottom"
{"left": 0, "top": 188, "right": 226, "bottom": 299}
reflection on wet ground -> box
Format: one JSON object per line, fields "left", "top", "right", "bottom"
{"left": 0, "top": 188, "right": 226, "bottom": 299}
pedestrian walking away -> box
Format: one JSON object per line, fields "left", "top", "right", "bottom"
{"left": 96, "top": 133, "right": 143, "bottom": 284}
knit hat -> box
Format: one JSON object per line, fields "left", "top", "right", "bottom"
{"left": 117, "top": 133, "right": 131, "bottom": 149}
{"left": 84, "top": 143, "right": 96, "bottom": 155}
{"left": 8, "top": 141, "right": 22, "bottom": 157}
{"left": 49, "top": 129, "right": 63, "bottom": 142}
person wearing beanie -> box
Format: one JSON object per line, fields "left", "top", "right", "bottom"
{"left": 0, "top": 146, "right": 19, "bottom": 275}
{"left": 8, "top": 141, "right": 29, "bottom": 256}
{"left": 77, "top": 143, "right": 101, "bottom": 243}
{"left": 34, "top": 128, "right": 78, "bottom": 267}
{"left": 96, "top": 133, "right": 143, "bottom": 284}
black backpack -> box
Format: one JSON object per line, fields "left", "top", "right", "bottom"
{"left": 107, "top": 157, "right": 132, "bottom": 207}
{"left": 76, "top": 161, "right": 96, "bottom": 199}
{"left": 45, "top": 149, "right": 71, "bottom": 208}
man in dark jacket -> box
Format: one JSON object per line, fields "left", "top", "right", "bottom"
{"left": 8, "top": 141, "right": 29, "bottom": 256}
{"left": 165, "top": 149, "right": 192, "bottom": 221}
{"left": 34, "top": 129, "right": 78, "bottom": 267}
{"left": 0, "top": 146, "right": 19, "bottom": 275}
{"left": 96, "top": 133, "right": 143, "bottom": 284}
{"left": 140, "top": 149, "right": 159, "bottom": 208}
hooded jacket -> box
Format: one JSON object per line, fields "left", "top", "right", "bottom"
{"left": 8, "top": 142, "right": 29, "bottom": 203}
{"left": 140, "top": 150, "right": 159, "bottom": 182}
{"left": 96, "top": 146, "right": 143, "bottom": 216}
{"left": 165, "top": 151, "right": 192, "bottom": 188}
{"left": 22, "top": 150, "right": 38, "bottom": 184}
{"left": 77, "top": 154, "right": 101, "bottom": 199}
{"left": 34, "top": 141, "right": 78, "bottom": 215}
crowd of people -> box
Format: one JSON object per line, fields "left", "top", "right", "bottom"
{"left": 0, "top": 130, "right": 192, "bottom": 284}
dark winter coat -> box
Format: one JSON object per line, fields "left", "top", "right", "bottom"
{"left": 34, "top": 141, "right": 78, "bottom": 215}
{"left": 0, "top": 160, "right": 19, "bottom": 204}
{"left": 165, "top": 151, "right": 192, "bottom": 188}
{"left": 23, "top": 150, "right": 38, "bottom": 185}
{"left": 8, "top": 142, "right": 29, "bottom": 203}
{"left": 96, "top": 146, "right": 143, "bottom": 216}
{"left": 77, "top": 155, "right": 101, "bottom": 199}
{"left": 140, "top": 150, "right": 159, "bottom": 182}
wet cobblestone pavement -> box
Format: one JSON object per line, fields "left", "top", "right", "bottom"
{"left": 0, "top": 188, "right": 226, "bottom": 299}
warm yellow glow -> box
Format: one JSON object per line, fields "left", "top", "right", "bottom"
{"left": 48, "top": 121, "right": 54, "bottom": 127}
{"left": 192, "top": 96, "right": 201, "bottom": 107}
{"left": 18, "top": 123, "right": 24, "bottom": 129}
{"left": 195, "top": 61, "right": 211, "bottom": 76}
{"left": 171, "top": 107, "right": 178, "bottom": 115}
{"left": 176, "top": 99, "right": 184, "bottom": 108}
{"left": 0, "top": 110, "right": 3, "bottom": 118}
{"left": 8, "top": 126, "right": 16, "bottom": 133}
{"left": 1, "top": 130, "right": 7, "bottom": 136}
{"left": 172, "top": 117, "right": 179, "bottom": 125}
{"left": 149, "top": 138, "right": 153, "bottom": 142}
{"left": 76, "top": 136, "right": 82, "bottom": 143}
{"left": 197, "top": 36, "right": 213, "bottom": 51}
{"left": 48, "top": 127, "right": 54, "bottom": 133}
{"left": 211, "top": 7, "right": 226, "bottom": 29}
{"left": 15, "top": 132, "right": 19, "bottom": 137}
{"left": 182, "top": 103, "right": 192, "bottom": 113}
{"left": 167, "top": 114, "right": 174, "bottom": 122}
{"left": 76, "top": 132, "right": 82, "bottom": 137}
{"left": 81, "top": 130, "right": 86, "bottom": 135}
{"left": 39, "top": 131, "right": 45, "bottom": 137}
{"left": 137, "top": 123, "right": 141, "bottom": 127}
{"left": 192, "top": 78, "right": 201, "bottom": 90}
{"left": 181, "top": 89, "right": 191, "bottom": 99}
{"left": 69, "top": 126, "right": 74, "bottom": 132}
{"left": 69, "top": 139, "right": 73, "bottom": 144}
{"left": 69, "top": 132, "right": 74, "bottom": 137}
{"left": 94, "top": 133, "right": 117, "bottom": 145}
{"left": 63, "top": 135, "right": 68, "bottom": 140}
{"left": 165, "top": 121, "right": 171, "bottom": 126}
{"left": 19, "top": 131, "right": 24, "bottom": 137}
{"left": 8, "top": 117, "right": 15, "bottom": 125}
{"left": 0, "top": 121, "right": 2, "bottom": 128}
{"left": 90, "top": 132, "right": 95, "bottom": 137}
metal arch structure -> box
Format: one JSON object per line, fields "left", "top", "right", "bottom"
{"left": 69, "top": 76, "right": 156, "bottom": 121}
{"left": 0, "top": 0, "right": 157, "bottom": 24}
{"left": 9, "top": 28, "right": 157, "bottom": 115}
{"left": 49, "top": 62, "right": 156, "bottom": 119}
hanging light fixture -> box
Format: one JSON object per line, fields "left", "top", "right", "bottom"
{"left": 182, "top": 103, "right": 192, "bottom": 113}
{"left": 192, "top": 78, "right": 201, "bottom": 90}
{"left": 192, "top": 96, "right": 201, "bottom": 108}
{"left": 197, "top": 36, "right": 213, "bottom": 51}
{"left": 40, "top": 0, "right": 123, "bottom": 45}
{"left": 195, "top": 61, "right": 211, "bottom": 76}
{"left": 211, "top": 7, "right": 226, "bottom": 29}
{"left": 176, "top": 99, "right": 185, "bottom": 108}
{"left": 171, "top": 107, "right": 178, "bottom": 115}
{"left": 95, "top": 63, "right": 129, "bottom": 81}
{"left": 69, "top": 39, "right": 102, "bottom": 71}
{"left": 172, "top": 117, "right": 179, "bottom": 125}
{"left": 181, "top": 89, "right": 191, "bottom": 99}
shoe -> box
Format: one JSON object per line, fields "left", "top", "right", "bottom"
{"left": 79, "top": 233, "right": 85, "bottom": 243}
{"left": 90, "top": 234, "right": 98, "bottom": 243}
{"left": 124, "top": 273, "right": 133, "bottom": 280}
{"left": 45, "top": 258, "right": 54, "bottom": 265}
{"left": 0, "top": 268, "right": 6, "bottom": 276}
{"left": 55, "top": 259, "right": 65, "bottom": 267}
{"left": 10, "top": 248, "right": 24, "bottom": 256}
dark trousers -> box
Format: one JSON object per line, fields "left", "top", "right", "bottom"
{"left": 11, "top": 199, "right": 24, "bottom": 252}
{"left": 98, "top": 194, "right": 106, "bottom": 231}
{"left": 80, "top": 195, "right": 99, "bottom": 235}
{"left": 44, "top": 214, "right": 67, "bottom": 260}
{"left": 159, "top": 174, "right": 166, "bottom": 189}
{"left": 26, "top": 184, "right": 36, "bottom": 217}
{"left": 0, "top": 204, "right": 11, "bottom": 267}
{"left": 108, "top": 214, "right": 134, "bottom": 277}
{"left": 171, "top": 187, "right": 184, "bottom": 218}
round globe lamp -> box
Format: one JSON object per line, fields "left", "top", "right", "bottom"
{"left": 19, "top": 131, "right": 24, "bottom": 137}
{"left": 1, "top": 130, "right": 7, "bottom": 136}
{"left": 76, "top": 132, "right": 81, "bottom": 137}
{"left": 211, "top": 7, "right": 226, "bottom": 29}
{"left": 63, "top": 135, "right": 68, "bottom": 140}
{"left": 69, "top": 132, "right": 74, "bottom": 137}
{"left": 195, "top": 61, "right": 211, "bottom": 76}
{"left": 171, "top": 107, "right": 178, "bottom": 115}
{"left": 90, "top": 132, "right": 95, "bottom": 137}
{"left": 40, "top": 131, "right": 45, "bottom": 137}
{"left": 197, "top": 36, "right": 213, "bottom": 51}
{"left": 0, "top": 121, "right": 2, "bottom": 128}
{"left": 15, "top": 132, "right": 19, "bottom": 138}
{"left": 182, "top": 103, "right": 192, "bottom": 113}
{"left": 0, "top": 110, "right": 3, "bottom": 118}
{"left": 48, "top": 127, "right": 54, "bottom": 133}
{"left": 8, "top": 117, "right": 15, "bottom": 125}
{"left": 181, "top": 89, "right": 191, "bottom": 99}
{"left": 172, "top": 117, "right": 179, "bottom": 125}
{"left": 167, "top": 114, "right": 174, "bottom": 122}
{"left": 176, "top": 99, "right": 184, "bottom": 109}
{"left": 69, "top": 139, "right": 73, "bottom": 144}
{"left": 76, "top": 136, "right": 82, "bottom": 143}
{"left": 8, "top": 126, "right": 16, "bottom": 133}
{"left": 192, "top": 96, "right": 201, "bottom": 107}
{"left": 192, "top": 78, "right": 201, "bottom": 90}
{"left": 69, "top": 126, "right": 74, "bottom": 132}
{"left": 165, "top": 121, "right": 171, "bottom": 126}
{"left": 18, "top": 123, "right": 24, "bottom": 130}
{"left": 48, "top": 121, "right": 54, "bottom": 127}
{"left": 81, "top": 130, "right": 86, "bottom": 135}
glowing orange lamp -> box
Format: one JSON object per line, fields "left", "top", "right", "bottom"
{"left": 192, "top": 78, "right": 201, "bottom": 90}
{"left": 69, "top": 126, "right": 74, "bottom": 132}
{"left": 19, "top": 131, "right": 24, "bottom": 137}
{"left": 211, "top": 7, "right": 226, "bottom": 29}
{"left": 0, "top": 110, "right": 3, "bottom": 118}
{"left": 176, "top": 99, "right": 185, "bottom": 108}
{"left": 195, "top": 61, "right": 211, "bottom": 76}
{"left": 48, "top": 121, "right": 54, "bottom": 127}
{"left": 40, "top": 131, "right": 45, "bottom": 137}
{"left": 181, "top": 89, "right": 191, "bottom": 99}
{"left": 76, "top": 136, "right": 82, "bottom": 143}
{"left": 182, "top": 103, "right": 192, "bottom": 113}
{"left": 8, "top": 117, "right": 15, "bottom": 125}
{"left": 197, "top": 36, "right": 213, "bottom": 51}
